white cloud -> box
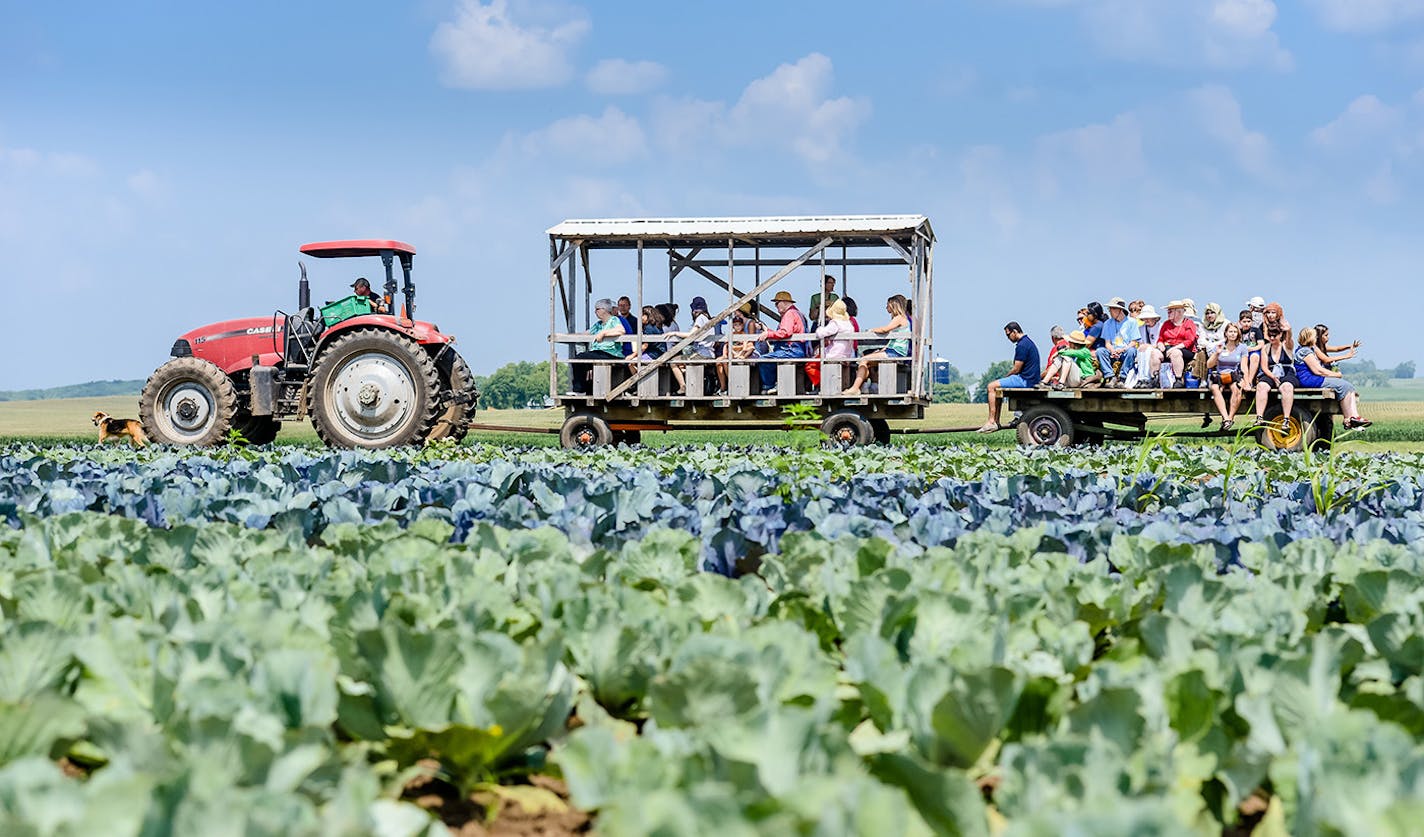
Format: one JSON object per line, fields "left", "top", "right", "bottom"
{"left": 0, "top": 144, "right": 99, "bottom": 177}
{"left": 1021, "top": 0, "right": 1292, "bottom": 69}
{"left": 1188, "top": 85, "right": 1273, "bottom": 178}
{"left": 1306, "top": 0, "right": 1424, "bottom": 33}
{"left": 1037, "top": 113, "right": 1147, "bottom": 183}
{"left": 519, "top": 106, "right": 646, "bottom": 164}
{"left": 1310, "top": 95, "right": 1404, "bottom": 147}
{"left": 586, "top": 58, "right": 667, "bottom": 95}
{"left": 649, "top": 53, "right": 869, "bottom": 165}
{"left": 430, "top": 0, "right": 589, "bottom": 90}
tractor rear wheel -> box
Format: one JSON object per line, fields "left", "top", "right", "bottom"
{"left": 308, "top": 328, "right": 440, "bottom": 449}
{"left": 140, "top": 358, "right": 238, "bottom": 447}
{"left": 232, "top": 412, "right": 281, "bottom": 445}
{"left": 427, "top": 349, "right": 479, "bottom": 443}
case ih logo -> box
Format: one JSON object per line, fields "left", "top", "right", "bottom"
{"left": 246, "top": 326, "right": 276, "bottom": 335}
{"left": 194, "top": 325, "right": 284, "bottom": 344}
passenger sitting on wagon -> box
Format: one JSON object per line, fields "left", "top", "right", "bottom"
{"left": 616, "top": 296, "right": 637, "bottom": 357}
{"left": 1262, "top": 302, "right": 1292, "bottom": 350}
{"left": 659, "top": 303, "right": 681, "bottom": 334}
{"left": 809, "top": 274, "right": 839, "bottom": 324}
{"left": 977, "top": 321, "right": 1041, "bottom": 433}
{"left": 1296, "top": 327, "right": 1371, "bottom": 430}
{"left": 1157, "top": 300, "right": 1199, "bottom": 387}
{"left": 1042, "top": 325, "right": 1069, "bottom": 377}
{"left": 1252, "top": 325, "right": 1298, "bottom": 429}
{"left": 1310, "top": 324, "right": 1360, "bottom": 368}
{"left": 1206, "top": 322, "right": 1248, "bottom": 430}
{"left": 1045, "top": 330, "right": 1095, "bottom": 390}
{"left": 758, "top": 291, "right": 809, "bottom": 392}
{"left": 717, "top": 304, "right": 760, "bottom": 395}
{"left": 813, "top": 299, "right": 857, "bottom": 391}
{"left": 841, "top": 294, "right": 913, "bottom": 396}
{"left": 570, "top": 298, "right": 626, "bottom": 395}
{"left": 1133, "top": 304, "right": 1163, "bottom": 387}
{"left": 1094, "top": 297, "right": 1140, "bottom": 388}
{"left": 842, "top": 297, "right": 862, "bottom": 352}
{"left": 670, "top": 296, "right": 716, "bottom": 395}
{"left": 630, "top": 305, "right": 667, "bottom": 371}
{"left": 1082, "top": 302, "right": 1106, "bottom": 349}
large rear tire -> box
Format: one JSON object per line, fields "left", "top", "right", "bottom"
{"left": 140, "top": 358, "right": 238, "bottom": 447}
{"left": 1016, "top": 406, "right": 1074, "bottom": 447}
{"left": 427, "top": 349, "right": 479, "bottom": 443}
{"left": 308, "top": 328, "right": 440, "bottom": 449}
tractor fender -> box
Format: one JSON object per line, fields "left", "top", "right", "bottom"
{"left": 317, "top": 315, "right": 452, "bottom": 350}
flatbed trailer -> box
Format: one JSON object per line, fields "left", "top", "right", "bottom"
{"left": 1003, "top": 385, "right": 1342, "bottom": 451}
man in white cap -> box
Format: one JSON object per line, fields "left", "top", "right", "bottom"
{"left": 1157, "top": 300, "right": 1199, "bottom": 386}
{"left": 1094, "top": 297, "right": 1141, "bottom": 388}
{"left": 1246, "top": 296, "right": 1266, "bottom": 328}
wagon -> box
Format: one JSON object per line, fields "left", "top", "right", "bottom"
{"left": 1003, "top": 385, "right": 1342, "bottom": 451}
{"left": 547, "top": 216, "right": 935, "bottom": 447}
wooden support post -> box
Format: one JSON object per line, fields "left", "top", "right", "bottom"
{"left": 777, "top": 363, "right": 799, "bottom": 397}
{"left": 686, "top": 364, "right": 705, "bottom": 398}
{"left": 592, "top": 365, "right": 613, "bottom": 397}
{"left": 637, "top": 367, "right": 666, "bottom": 398}
{"left": 879, "top": 362, "right": 901, "bottom": 396}
{"left": 822, "top": 362, "right": 843, "bottom": 395}
{"left": 729, "top": 364, "right": 752, "bottom": 398}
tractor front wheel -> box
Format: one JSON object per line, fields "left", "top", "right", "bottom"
{"left": 139, "top": 358, "right": 238, "bottom": 447}
{"left": 308, "top": 328, "right": 441, "bottom": 449}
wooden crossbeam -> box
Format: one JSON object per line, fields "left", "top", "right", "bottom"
{"left": 667, "top": 250, "right": 779, "bottom": 320}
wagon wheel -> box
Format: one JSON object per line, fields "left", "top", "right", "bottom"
{"left": 1015, "top": 405, "right": 1075, "bottom": 447}
{"left": 561, "top": 413, "right": 612, "bottom": 449}
{"left": 1258, "top": 406, "right": 1321, "bottom": 453}
{"left": 821, "top": 410, "right": 874, "bottom": 448}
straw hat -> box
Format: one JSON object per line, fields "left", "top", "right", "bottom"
{"left": 772, "top": 291, "right": 796, "bottom": 304}
{"left": 1165, "top": 300, "right": 1187, "bottom": 310}
{"left": 1107, "top": 296, "right": 1128, "bottom": 311}
{"left": 1067, "top": 329, "right": 1091, "bottom": 346}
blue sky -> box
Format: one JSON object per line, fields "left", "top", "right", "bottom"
{"left": 3, "top": 0, "right": 1422, "bottom": 389}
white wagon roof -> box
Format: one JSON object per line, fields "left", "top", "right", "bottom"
{"left": 547, "top": 215, "right": 932, "bottom": 247}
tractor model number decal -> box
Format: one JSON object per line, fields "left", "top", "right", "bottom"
{"left": 193, "top": 325, "right": 284, "bottom": 344}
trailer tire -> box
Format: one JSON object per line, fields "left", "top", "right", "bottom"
{"left": 308, "top": 328, "right": 441, "bottom": 449}
{"left": 140, "top": 357, "right": 238, "bottom": 447}
{"left": 1258, "top": 406, "right": 1322, "bottom": 453}
{"left": 869, "top": 417, "right": 892, "bottom": 445}
{"left": 822, "top": 410, "right": 874, "bottom": 447}
{"left": 561, "top": 413, "right": 613, "bottom": 449}
{"left": 1016, "top": 405, "right": 1074, "bottom": 447}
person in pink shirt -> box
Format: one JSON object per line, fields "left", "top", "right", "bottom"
{"left": 759, "top": 290, "right": 809, "bottom": 391}
{"left": 1157, "top": 300, "right": 1199, "bottom": 387}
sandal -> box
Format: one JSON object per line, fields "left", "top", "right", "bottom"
{"left": 1221, "top": 420, "right": 1234, "bottom": 432}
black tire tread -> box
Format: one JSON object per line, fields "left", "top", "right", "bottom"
{"left": 139, "top": 357, "right": 238, "bottom": 447}
{"left": 427, "top": 350, "right": 479, "bottom": 443}
{"left": 307, "top": 327, "right": 441, "bottom": 449}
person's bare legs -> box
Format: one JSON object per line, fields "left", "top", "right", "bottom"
{"left": 1149, "top": 348, "right": 1162, "bottom": 378}
{"left": 1254, "top": 381, "right": 1271, "bottom": 420}
{"left": 1228, "top": 385, "right": 1244, "bottom": 422}
{"left": 843, "top": 351, "right": 886, "bottom": 395}
{"left": 986, "top": 379, "right": 1004, "bottom": 427}
{"left": 1279, "top": 383, "right": 1294, "bottom": 423}
{"left": 1342, "top": 390, "right": 1361, "bottom": 421}
{"left": 1169, "top": 348, "right": 1186, "bottom": 383}
{"left": 717, "top": 362, "right": 728, "bottom": 392}
{"left": 1211, "top": 384, "right": 1229, "bottom": 422}
{"left": 671, "top": 362, "right": 686, "bottom": 393}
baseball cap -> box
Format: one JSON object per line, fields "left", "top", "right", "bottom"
{"left": 691, "top": 296, "right": 708, "bottom": 311}
{"left": 1247, "top": 296, "right": 1265, "bottom": 308}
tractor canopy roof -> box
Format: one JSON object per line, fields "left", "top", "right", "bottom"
{"left": 299, "top": 239, "right": 416, "bottom": 258}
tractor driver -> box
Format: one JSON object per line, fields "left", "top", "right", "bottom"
{"left": 351, "top": 277, "right": 388, "bottom": 314}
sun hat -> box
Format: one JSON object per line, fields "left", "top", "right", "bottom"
{"left": 691, "top": 296, "right": 708, "bottom": 312}
{"left": 737, "top": 302, "right": 753, "bottom": 315}
{"left": 772, "top": 291, "right": 796, "bottom": 304}
{"left": 1107, "top": 296, "right": 1128, "bottom": 311}
{"left": 826, "top": 299, "right": 849, "bottom": 320}
{"left": 1067, "top": 329, "right": 1090, "bottom": 346}
{"left": 1137, "top": 304, "right": 1161, "bottom": 321}
{"left": 1165, "top": 299, "right": 1186, "bottom": 310}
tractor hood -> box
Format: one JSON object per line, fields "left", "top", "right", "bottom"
{"left": 173, "top": 314, "right": 450, "bottom": 376}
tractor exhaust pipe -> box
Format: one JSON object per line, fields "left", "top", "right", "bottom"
{"left": 298, "top": 262, "right": 310, "bottom": 310}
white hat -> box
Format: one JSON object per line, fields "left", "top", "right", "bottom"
{"left": 1247, "top": 296, "right": 1265, "bottom": 308}
{"left": 1137, "top": 304, "right": 1161, "bottom": 321}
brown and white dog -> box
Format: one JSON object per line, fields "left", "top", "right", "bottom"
{"left": 92, "top": 411, "right": 148, "bottom": 446}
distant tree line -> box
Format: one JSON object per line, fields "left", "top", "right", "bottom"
{"left": 1337, "top": 360, "right": 1416, "bottom": 387}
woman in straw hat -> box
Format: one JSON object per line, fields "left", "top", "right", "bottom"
{"left": 1045, "top": 330, "right": 1097, "bottom": 390}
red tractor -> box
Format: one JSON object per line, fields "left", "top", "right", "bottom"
{"left": 139, "top": 240, "right": 477, "bottom": 448}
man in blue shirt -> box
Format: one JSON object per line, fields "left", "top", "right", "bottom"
{"left": 1094, "top": 297, "right": 1141, "bottom": 388}
{"left": 979, "top": 321, "right": 1041, "bottom": 433}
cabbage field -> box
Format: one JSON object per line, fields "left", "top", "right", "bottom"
{"left": 3, "top": 441, "right": 1423, "bottom": 836}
